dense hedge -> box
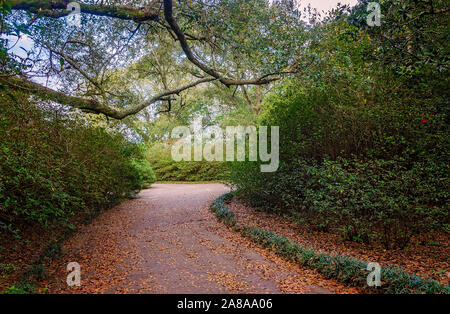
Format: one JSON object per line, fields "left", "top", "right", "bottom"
{"left": 232, "top": 156, "right": 449, "bottom": 249}
{"left": 210, "top": 193, "right": 449, "bottom": 294}
{"left": 0, "top": 89, "right": 155, "bottom": 232}
{"left": 146, "top": 143, "right": 229, "bottom": 182}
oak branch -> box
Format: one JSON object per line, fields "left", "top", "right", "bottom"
{"left": 5, "top": 0, "right": 282, "bottom": 119}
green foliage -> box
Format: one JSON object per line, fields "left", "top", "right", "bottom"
{"left": 1, "top": 283, "right": 36, "bottom": 294}
{"left": 146, "top": 143, "right": 230, "bottom": 182}
{"left": 234, "top": 157, "right": 448, "bottom": 249}
{"left": 300, "top": 158, "right": 448, "bottom": 248}
{"left": 210, "top": 193, "right": 236, "bottom": 227}
{"left": 231, "top": 2, "right": 449, "bottom": 249}
{"left": 0, "top": 262, "right": 16, "bottom": 283}
{"left": 0, "top": 89, "right": 153, "bottom": 231}
{"left": 350, "top": 0, "right": 449, "bottom": 85}
{"left": 131, "top": 159, "right": 156, "bottom": 188}
{"left": 175, "top": 0, "right": 306, "bottom": 75}
{"left": 241, "top": 226, "right": 449, "bottom": 294}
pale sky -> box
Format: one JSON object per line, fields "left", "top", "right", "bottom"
{"left": 304, "top": 0, "right": 359, "bottom": 13}
{"left": 269, "top": 0, "right": 359, "bottom": 13}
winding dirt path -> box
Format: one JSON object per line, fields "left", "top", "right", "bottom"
{"left": 44, "top": 184, "right": 357, "bottom": 294}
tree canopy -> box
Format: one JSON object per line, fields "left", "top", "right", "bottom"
{"left": 1, "top": 0, "right": 308, "bottom": 119}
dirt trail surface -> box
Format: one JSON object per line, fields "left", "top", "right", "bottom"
{"left": 44, "top": 184, "right": 358, "bottom": 294}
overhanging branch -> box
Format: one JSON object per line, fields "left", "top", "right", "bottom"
{"left": 6, "top": 0, "right": 285, "bottom": 119}
{"left": 162, "top": 0, "right": 280, "bottom": 86}
{"left": 116, "top": 77, "right": 217, "bottom": 118}
{"left": 9, "top": 0, "right": 160, "bottom": 22}
{"left": 1, "top": 76, "right": 216, "bottom": 119}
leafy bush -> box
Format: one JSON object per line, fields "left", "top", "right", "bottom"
{"left": 0, "top": 89, "right": 152, "bottom": 231}
{"left": 130, "top": 159, "right": 156, "bottom": 188}
{"left": 146, "top": 143, "right": 230, "bottom": 182}
{"left": 299, "top": 158, "right": 448, "bottom": 248}
{"left": 232, "top": 155, "right": 449, "bottom": 249}
{"left": 230, "top": 8, "right": 449, "bottom": 249}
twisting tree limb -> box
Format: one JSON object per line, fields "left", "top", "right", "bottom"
{"left": 162, "top": 0, "right": 280, "bottom": 86}
{"left": 1, "top": 75, "right": 104, "bottom": 109}
{"left": 6, "top": 0, "right": 285, "bottom": 119}
{"left": 9, "top": 0, "right": 160, "bottom": 22}
{"left": 2, "top": 76, "right": 216, "bottom": 119}
{"left": 113, "top": 77, "right": 217, "bottom": 119}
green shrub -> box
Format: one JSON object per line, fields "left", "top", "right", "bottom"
{"left": 0, "top": 89, "right": 152, "bottom": 231}
{"left": 146, "top": 143, "right": 230, "bottom": 182}
{"left": 1, "top": 283, "right": 36, "bottom": 294}
{"left": 230, "top": 11, "right": 449, "bottom": 249}
{"left": 130, "top": 159, "right": 156, "bottom": 188}
{"left": 232, "top": 156, "right": 449, "bottom": 249}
